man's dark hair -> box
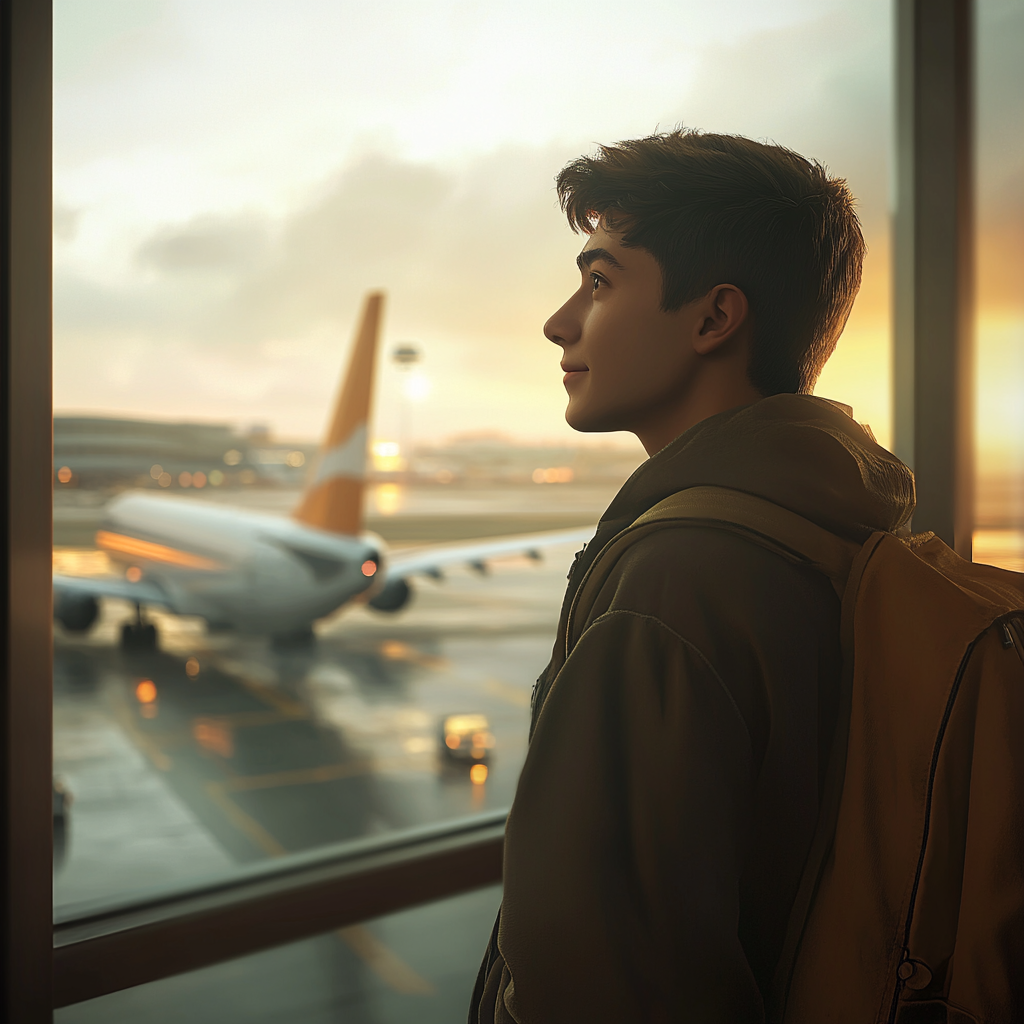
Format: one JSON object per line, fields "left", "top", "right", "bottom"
{"left": 556, "top": 130, "right": 865, "bottom": 395}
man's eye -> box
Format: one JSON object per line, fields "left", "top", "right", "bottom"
{"left": 590, "top": 273, "right": 602, "bottom": 291}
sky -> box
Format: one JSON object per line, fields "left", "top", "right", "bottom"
{"left": 53, "top": 0, "right": 1022, "bottom": 458}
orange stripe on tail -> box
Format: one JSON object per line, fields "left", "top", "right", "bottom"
{"left": 292, "top": 292, "right": 383, "bottom": 536}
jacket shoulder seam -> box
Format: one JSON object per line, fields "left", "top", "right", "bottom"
{"left": 583, "top": 608, "right": 753, "bottom": 751}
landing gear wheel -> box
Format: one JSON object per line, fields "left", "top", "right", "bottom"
{"left": 121, "top": 621, "right": 158, "bottom": 652}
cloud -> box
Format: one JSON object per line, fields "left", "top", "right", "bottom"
{"left": 221, "top": 147, "right": 576, "bottom": 347}
{"left": 136, "top": 212, "right": 270, "bottom": 274}
{"left": 52, "top": 0, "right": 1024, "bottom": 447}
{"left": 55, "top": 144, "right": 581, "bottom": 438}
{"left": 53, "top": 203, "right": 81, "bottom": 242}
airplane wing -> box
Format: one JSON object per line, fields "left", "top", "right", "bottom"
{"left": 384, "top": 526, "right": 595, "bottom": 580}
{"left": 53, "top": 573, "right": 171, "bottom": 608}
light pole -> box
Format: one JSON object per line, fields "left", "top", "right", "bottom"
{"left": 392, "top": 344, "right": 422, "bottom": 479}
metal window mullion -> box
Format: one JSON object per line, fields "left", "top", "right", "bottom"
{"left": 1, "top": 1, "right": 54, "bottom": 1021}
{"left": 893, "top": 0, "right": 975, "bottom": 556}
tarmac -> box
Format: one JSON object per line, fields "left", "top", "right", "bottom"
{"left": 53, "top": 482, "right": 605, "bottom": 1022}
{"left": 50, "top": 480, "right": 1023, "bottom": 1022}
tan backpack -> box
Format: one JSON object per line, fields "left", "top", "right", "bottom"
{"left": 574, "top": 485, "right": 1024, "bottom": 1023}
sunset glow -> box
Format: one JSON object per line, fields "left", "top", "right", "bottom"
{"left": 52, "top": 0, "right": 1022, "bottom": 521}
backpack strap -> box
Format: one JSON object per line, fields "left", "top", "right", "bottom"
{"left": 567, "top": 485, "right": 884, "bottom": 1016}
{"left": 634, "top": 486, "right": 860, "bottom": 585}
{"left": 568, "top": 485, "right": 862, "bottom": 653}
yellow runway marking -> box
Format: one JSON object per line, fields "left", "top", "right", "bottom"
{"left": 203, "top": 782, "right": 287, "bottom": 857}
{"left": 205, "top": 784, "right": 434, "bottom": 995}
{"left": 216, "top": 759, "right": 375, "bottom": 792}
{"left": 338, "top": 925, "right": 436, "bottom": 995}
{"left": 235, "top": 675, "right": 308, "bottom": 718}
{"left": 107, "top": 651, "right": 435, "bottom": 995}
{"left": 110, "top": 692, "right": 173, "bottom": 772}
{"left": 215, "top": 754, "right": 434, "bottom": 794}
{"left": 485, "top": 676, "right": 532, "bottom": 708}
{"left": 193, "top": 708, "right": 306, "bottom": 730}
{"left": 378, "top": 639, "right": 450, "bottom": 669}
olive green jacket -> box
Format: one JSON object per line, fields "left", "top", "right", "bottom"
{"left": 471, "top": 395, "right": 914, "bottom": 1024}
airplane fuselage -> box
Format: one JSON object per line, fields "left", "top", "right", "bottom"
{"left": 99, "top": 493, "right": 381, "bottom": 634}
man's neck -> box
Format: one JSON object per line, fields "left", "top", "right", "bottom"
{"left": 633, "top": 381, "right": 765, "bottom": 456}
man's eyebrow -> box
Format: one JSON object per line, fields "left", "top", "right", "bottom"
{"left": 576, "top": 247, "right": 625, "bottom": 272}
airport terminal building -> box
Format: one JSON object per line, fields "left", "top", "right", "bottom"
{"left": 53, "top": 416, "right": 313, "bottom": 490}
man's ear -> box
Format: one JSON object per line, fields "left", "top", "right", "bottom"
{"left": 692, "top": 284, "right": 750, "bottom": 355}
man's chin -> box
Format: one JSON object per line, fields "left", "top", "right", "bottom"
{"left": 564, "top": 402, "right": 625, "bottom": 434}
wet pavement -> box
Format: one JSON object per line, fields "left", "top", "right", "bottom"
{"left": 53, "top": 525, "right": 588, "bottom": 1022}
{"left": 52, "top": 480, "right": 1022, "bottom": 1022}
{"left": 53, "top": 536, "right": 583, "bottom": 911}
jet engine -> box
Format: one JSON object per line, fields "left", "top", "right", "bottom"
{"left": 55, "top": 593, "right": 99, "bottom": 633}
{"left": 368, "top": 577, "right": 411, "bottom": 612}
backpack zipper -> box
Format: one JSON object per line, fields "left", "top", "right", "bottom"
{"left": 1006, "top": 616, "right": 1024, "bottom": 662}
{"left": 888, "top": 633, "right": 980, "bottom": 1022}
{"left": 1001, "top": 621, "right": 1014, "bottom": 648}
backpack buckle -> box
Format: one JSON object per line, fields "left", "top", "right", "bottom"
{"left": 897, "top": 955, "right": 933, "bottom": 991}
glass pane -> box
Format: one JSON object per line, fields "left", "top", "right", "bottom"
{"left": 54, "top": 885, "right": 501, "bottom": 1024}
{"left": 974, "top": 0, "right": 1024, "bottom": 571}
{"left": 53, "top": 0, "right": 892, "bottom": 915}
{"left": 52, "top": 534, "right": 583, "bottom": 906}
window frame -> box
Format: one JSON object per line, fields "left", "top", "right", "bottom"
{"left": 53, "top": 810, "right": 504, "bottom": 1006}
{"left": 892, "top": 0, "right": 976, "bottom": 554}
{"left": 2, "top": 0, "right": 55, "bottom": 1020}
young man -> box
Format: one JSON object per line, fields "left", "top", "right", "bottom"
{"left": 470, "top": 131, "right": 914, "bottom": 1022}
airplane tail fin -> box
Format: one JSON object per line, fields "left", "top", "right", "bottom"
{"left": 292, "top": 292, "right": 383, "bottom": 535}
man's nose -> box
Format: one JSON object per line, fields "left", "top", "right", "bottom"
{"left": 543, "top": 298, "right": 581, "bottom": 347}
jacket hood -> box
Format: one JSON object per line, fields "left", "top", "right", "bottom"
{"left": 615, "top": 394, "right": 912, "bottom": 537}
{"left": 574, "top": 395, "right": 914, "bottom": 586}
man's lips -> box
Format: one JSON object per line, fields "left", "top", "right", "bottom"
{"left": 561, "top": 366, "right": 588, "bottom": 385}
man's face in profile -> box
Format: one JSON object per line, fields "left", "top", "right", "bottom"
{"left": 543, "top": 224, "right": 703, "bottom": 437}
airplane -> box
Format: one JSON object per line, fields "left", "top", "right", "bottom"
{"left": 53, "top": 293, "right": 594, "bottom": 650}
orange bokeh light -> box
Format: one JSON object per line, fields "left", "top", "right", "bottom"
{"left": 57, "top": 466, "right": 73, "bottom": 484}
{"left": 361, "top": 560, "right": 377, "bottom": 577}
{"left": 126, "top": 566, "right": 143, "bottom": 582}
{"left": 192, "top": 718, "right": 233, "bottom": 758}
{"left": 185, "top": 657, "right": 200, "bottom": 678}
{"left": 445, "top": 733, "right": 461, "bottom": 749}
{"left": 469, "top": 763, "right": 488, "bottom": 785}
{"left": 135, "top": 680, "right": 157, "bottom": 704}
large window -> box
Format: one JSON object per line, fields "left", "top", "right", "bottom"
{"left": 0, "top": 0, "right": 997, "bottom": 1016}
{"left": 51, "top": 0, "right": 897, "bottom": 924}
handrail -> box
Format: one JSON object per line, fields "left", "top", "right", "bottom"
{"left": 53, "top": 810, "right": 506, "bottom": 1007}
